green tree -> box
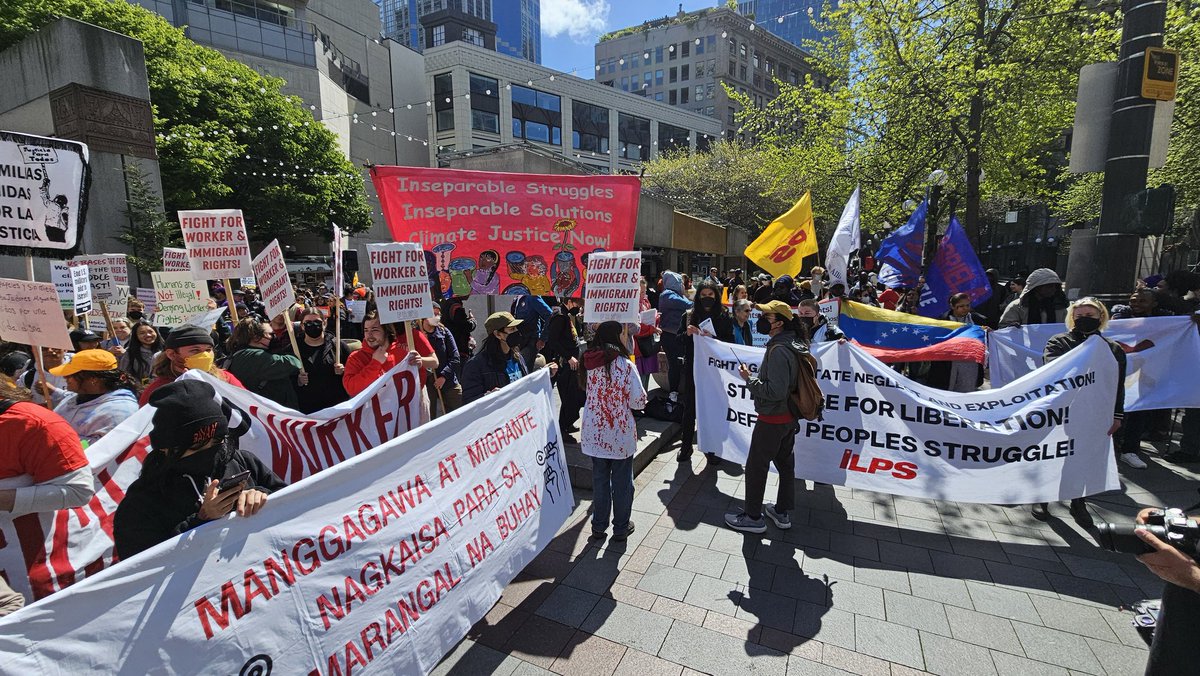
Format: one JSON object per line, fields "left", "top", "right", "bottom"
{"left": 117, "top": 162, "right": 178, "bottom": 278}
{"left": 735, "top": 0, "right": 1121, "bottom": 241}
{"left": 0, "top": 0, "right": 372, "bottom": 242}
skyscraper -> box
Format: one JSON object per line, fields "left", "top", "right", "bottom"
{"left": 374, "top": 0, "right": 540, "bottom": 63}
{"left": 735, "top": 0, "right": 827, "bottom": 49}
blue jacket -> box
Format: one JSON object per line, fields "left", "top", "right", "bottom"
{"left": 423, "top": 325, "right": 461, "bottom": 386}
{"left": 658, "top": 272, "right": 693, "bottom": 335}
{"left": 511, "top": 295, "right": 553, "bottom": 340}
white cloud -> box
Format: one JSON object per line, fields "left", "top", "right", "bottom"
{"left": 541, "top": 0, "right": 612, "bottom": 43}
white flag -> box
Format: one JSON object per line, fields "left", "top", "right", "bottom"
{"left": 825, "top": 186, "right": 861, "bottom": 289}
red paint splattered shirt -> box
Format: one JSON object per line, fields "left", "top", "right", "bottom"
{"left": 580, "top": 354, "right": 647, "bottom": 460}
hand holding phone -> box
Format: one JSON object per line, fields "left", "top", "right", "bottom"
{"left": 217, "top": 470, "right": 252, "bottom": 494}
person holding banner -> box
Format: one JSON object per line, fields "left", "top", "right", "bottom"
{"left": 343, "top": 309, "right": 436, "bottom": 398}
{"left": 226, "top": 318, "right": 304, "bottom": 409}
{"left": 1032, "top": 298, "right": 1131, "bottom": 522}
{"left": 420, "top": 307, "right": 462, "bottom": 418}
{"left": 295, "top": 308, "right": 352, "bottom": 414}
{"left": 658, "top": 271, "right": 693, "bottom": 400}
{"left": 796, "top": 300, "right": 844, "bottom": 344}
{"left": 462, "top": 312, "right": 558, "bottom": 404}
{"left": 725, "top": 300, "right": 808, "bottom": 534}
{"left": 114, "top": 380, "right": 285, "bottom": 559}
{"left": 50, "top": 350, "right": 140, "bottom": 445}
{"left": 731, "top": 299, "right": 754, "bottom": 346}
{"left": 140, "top": 326, "right": 244, "bottom": 405}
{"left": 581, "top": 321, "right": 648, "bottom": 540}
{"left": 677, "top": 278, "right": 735, "bottom": 463}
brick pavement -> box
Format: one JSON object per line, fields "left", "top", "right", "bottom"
{"left": 435, "top": 431, "right": 1198, "bottom": 676}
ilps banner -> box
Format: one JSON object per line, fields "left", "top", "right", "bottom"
{"left": 693, "top": 337, "right": 1120, "bottom": 504}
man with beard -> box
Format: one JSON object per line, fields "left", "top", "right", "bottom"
{"left": 114, "top": 380, "right": 285, "bottom": 558}
{"left": 677, "top": 278, "right": 735, "bottom": 462}
{"left": 342, "top": 309, "right": 437, "bottom": 398}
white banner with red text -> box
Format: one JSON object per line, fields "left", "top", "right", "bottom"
{"left": 0, "top": 369, "right": 570, "bottom": 676}
{"left": 0, "top": 363, "right": 423, "bottom": 603}
{"left": 693, "top": 336, "right": 1120, "bottom": 504}
{"left": 987, "top": 316, "right": 1200, "bottom": 411}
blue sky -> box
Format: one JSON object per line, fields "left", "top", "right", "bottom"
{"left": 539, "top": 0, "right": 722, "bottom": 77}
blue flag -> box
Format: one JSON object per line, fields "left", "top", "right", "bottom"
{"left": 875, "top": 200, "right": 926, "bottom": 289}
{"left": 917, "top": 217, "right": 992, "bottom": 318}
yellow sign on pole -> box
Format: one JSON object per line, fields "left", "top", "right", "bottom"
{"left": 1141, "top": 47, "right": 1179, "bottom": 101}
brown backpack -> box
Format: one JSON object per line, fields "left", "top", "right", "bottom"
{"left": 768, "top": 344, "right": 824, "bottom": 421}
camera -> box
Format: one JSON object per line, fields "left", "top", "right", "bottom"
{"left": 1096, "top": 508, "right": 1200, "bottom": 560}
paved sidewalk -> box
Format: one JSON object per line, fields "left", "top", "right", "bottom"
{"left": 435, "top": 431, "right": 1197, "bottom": 676}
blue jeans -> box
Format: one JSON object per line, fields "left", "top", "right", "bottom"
{"left": 591, "top": 456, "right": 634, "bottom": 534}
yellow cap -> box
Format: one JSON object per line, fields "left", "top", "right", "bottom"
{"left": 755, "top": 300, "right": 794, "bottom": 320}
{"left": 48, "top": 349, "right": 118, "bottom": 377}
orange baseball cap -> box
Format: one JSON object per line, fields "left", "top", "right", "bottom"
{"left": 48, "top": 349, "right": 118, "bottom": 377}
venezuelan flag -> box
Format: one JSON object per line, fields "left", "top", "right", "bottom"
{"left": 838, "top": 301, "right": 986, "bottom": 364}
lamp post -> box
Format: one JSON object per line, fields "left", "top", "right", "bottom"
{"left": 922, "top": 169, "right": 947, "bottom": 273}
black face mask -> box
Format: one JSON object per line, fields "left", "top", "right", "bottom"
{"left": 1074, "top": 316, "right": 1101, "bottom": 334}
{"left": 755, "top": 317, "right": 774, "bottom": 335}
{"left": 505, "top": 332, "right": 524, "bottom": 349}
{"left": 303, "top": 321, "right": 324, "bottom": 338}
{"left": 798, "top": 316, "right": 816, "bottom": 329}
{"left": 128, "top": 311, "right": 144, "bottom": 321}
{"left": 567, "top": 306, "right": 580, "bottom": 315}
{"left": 697, "top": 297, "right": 717, "bottom": 312}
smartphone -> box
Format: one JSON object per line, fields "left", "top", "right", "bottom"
{"left": 217, "top": 470, "right": 252, "bottom": 493}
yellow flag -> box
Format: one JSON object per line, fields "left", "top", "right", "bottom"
{"left": 745, "top": 192, "right": 818, "bottom": 278}
{"left": 352, "top": 271, "right": 359, "bottom": 287}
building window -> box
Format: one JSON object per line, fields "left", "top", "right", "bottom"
{"left": 655, "top": 46, "right": 664, "bottom": 63}
{"left": 643, "top": 72, "right": 652, "bottom": 88}
{"left": 469, "top": 73, "right": 499, "bottom": 133}
{"left": 705, "top": 105, "right": 714, "bottom": 117}
{"left": 754, "top": 74, "right": 762, "bottom": 88}
{"left": 669, "top": 67, "right": 677, "bottom": 83}
{"left": 669, "top": 44, "right": 677, "bottom": 61}
{"left": 617, "top": 113, "right": 650, "bottom": 161}
{"left": 654, "top": 92, "right": 663, "bottom": 102}
{"left": 728, "top": 106, "right": 737, "bottom": 124}
{"left": 607, "top": 58, "right": 616, "bottom": 74}
{"left": 695, "top": 85, "right": 704, "bottom": 101}
{"left": 739, "top": 65, "right": 747, "bottom": 81}
{"left": 572, "top": 100, "right": 609, "bottom": 153}
{"left": 707, "top": 35, "right": 716, "bottom": 51}
{"left": 621, "top": 76, "right": 629, "bottom": 90}
{"left": 658, "top": 122, "right": 690, "bottom": 152}
{"left": 708, "top": 59, "right": 716, "bottom": 77}
{"left": 432, "top": 24, "right": 446, "bottom": 46}
{"left": 669, "top": 90, "right": 677, "bottom": 105}
{"left": 681, "top": 64, "right": 690, "bottom": 81}
{"left": 511, "top": 84, "right": 561, "bottom": 145}
{"left": 753, "top": 51, "right": 760, "bottom": 69}
{"left": 434, "top": 72, "right": 454, "bottom": 131}
{"left": 463, "top": 27, "right": 484, "bottom": 46}
{"left": 621, "top": 55, "right": 628, "bottom": 70}
{"left": 632, "top": 54, "right": 640, "bottom": 69}
{"left": 696, "top": 37, "right": 704, "bottom": 55}
{"left": 739, "top": 43, "right": 746, "bottom": 57}
{"left": 681, "top": 41, "right": 689, "bottom": 57}
{"left": 705, "top": 83, "right": 714, "bottom": 99}
{"left": 680, "top": 87, "right": 689, "bottom": 104}
{"left": 729, "top": 60, "right": 737, "bottom": 76}
{"left": 655, "top": 69, "right": 664, "bottom": 86}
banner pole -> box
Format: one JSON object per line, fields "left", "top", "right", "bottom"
{"left": 224, "top": 278, "right": 240, "bottom": 324}
{"left": 99, "top": 300, "right": 117, "bottom": 341}
{"left": 334, "top": 297, "right": 342, "bottom": 364}
{"left": 25, "top": 253, "right": 53, "bottom": 409}
{"left": 283, "top": 312, "right": 306, "bottom": 374}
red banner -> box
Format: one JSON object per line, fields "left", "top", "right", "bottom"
{"left": 370, "top": 166, "right": 641, "bottom": 298}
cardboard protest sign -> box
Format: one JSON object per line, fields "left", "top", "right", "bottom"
{"left": 693, "top": 336, "right": 1120, "bottom": 504}
{"left": 0, "top": 279, "right": 73, "bottom": 350}
{"left": 0, "top": 370, "right": 568, "bottom": 676}
{"left": 0, "top": 130, "right": 89, "bottom": 254}
{"left": 177, "top": 209, "right": 253, "bottom": 279}
{"left": 69, "top": 254, "right": 127, "bottom": 302}
{"left": 251, "top": 240, "right": 295, "bottom": 319}
{"left": 370, "top": 166, "right": 640, "bottom": 298}
{"left": 162, "top": 247, "right": 190, "bottom": 272}
{"left": 51, "top": 262, "right": 92, "bottom": 314}
{"left": 367, "top": 242, "right": 433, "bottom": 324}
{"left": 152, "top": 271, "right": 209, "bottom": 328}
{"left": 135, "top": 287, "right": 157, "bottom": 313}
{"left": 583, "top": 251, "right": 641, "bottom": 323}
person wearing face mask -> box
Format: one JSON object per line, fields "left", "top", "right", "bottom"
{"left": 677, "top": 278, "right": 735, "bottom": 462}
{"left": 126, "top": 298, "right": 146, "bottom": 323}
{"left": 114, "top": 380, "right": 285, "bottom": 559}
{"left": 225, "top": 318, "right": 304, "bottom": 409}
{"left": 544, "top": 298, "right": 585, "bottom": 443}
{"left": 421, "top": 306, "right": 462, "bottom": 418}
{"left": 295, "top": 308, "right": 353, "bottom": 414}
{"left": 795, "top": 299, "right": 845, "bottom": 343}
{"left": 999, "top": 268, "right": 1068, "bottom": 328}
{"left": 1030, "top": 298, "right": 1130, "bottom": 522}
{"left": 461, "top": 312, "right": 558, "bottom": 404}
{"left": 140, "top": 326, "right": 244, "bottom": 406}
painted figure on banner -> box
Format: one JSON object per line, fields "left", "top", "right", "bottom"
{"left": 448, "top": 257, "right": 475, "bottom": 297}
{"left": 39, "top": 168, "right": 71, "bottom": 243}
{"left": 551, "top": 251, "right": 581, "bottom": 298}
{"left": 513, "top": 254, "right": 552, "bottom": 296}
{"left": 472, "top": 250, "right": 501, "bottom": 295}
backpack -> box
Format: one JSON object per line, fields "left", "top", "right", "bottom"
{"left": 768, "top": 343, "right": 824, "bottom": 421}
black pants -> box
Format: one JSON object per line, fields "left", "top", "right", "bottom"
{"left": 556, "top": 363, "right": 583, "bottom": 432}
{"left": 743, "top": 421, "right": 797, "bottom": 519}
{"left": 1120, "top": 410, "right": 1153, "bottom": 454}
{"left": 1146, "top": 582, "right": 1200, "bottom": 675}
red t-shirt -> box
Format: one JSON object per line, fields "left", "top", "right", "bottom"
{"left": 343, "top": 332, "right": 435, "bottom": 396}
{"left": 0, "top": 402, "right": 88, "bottom": 483}
{"left": 138, "top": 370, "right": 246, "bottom": 406}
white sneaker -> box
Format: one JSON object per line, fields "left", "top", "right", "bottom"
{"left": 1120, "top": 452, "right": 1148, "bottom": 469}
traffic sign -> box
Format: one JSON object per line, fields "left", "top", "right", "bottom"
{"left": 1142, "top": 48, "right": 1179, "bottom": 101}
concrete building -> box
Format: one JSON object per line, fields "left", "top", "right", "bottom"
{"left": 132, "top": 0, "right": 413, "bottom": 281}
{"left": 375, "top": 0, "right": 541, "bottom": 64}
{"left": 594, "top": 6, "right": 825, "bottom": 142}
{"left": 421, "top": 42, "right": 724, "bottom": 174}
{"left": 735, "top": 0, "right": 830, "bottom": 50}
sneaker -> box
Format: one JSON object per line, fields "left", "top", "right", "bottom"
{"left": 668, "top": 391, "right": 679, "bottom": 403}
{"left": 1119, "top": 452, "right": 1148, "bottom": 469}
{"left": 1069, "top": 499, "right": 1094, "bottom": 527}
{"left": 613, "top": 521, "right": 636, "bottom": 541}
{"left": 764, "top": 504, "right": 792, "bottom": 530}
{"left": 725, "top": 511, "right": 767, "bottom": 534}
{"left": 1163, "top": 452, "right": 1200, "bottom": 464}
{"left": 1031, "top": 503, "right": 1049, "bottom": 520}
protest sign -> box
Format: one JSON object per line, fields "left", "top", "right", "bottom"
{"left": 251, "top": 240, "right": 296, "bottom": 319}
{"left": 163, "top": 247, "right": 191, "bottom": 272}
{"left": 0, "top": 362, "right": 425, "bottom": 603}
{"left": 693, "top": 336, "right": 1120, "bottom": 504}
{"left": 584, "top": 251, "right": 641, "bottom": 322}
{"left": 367, "top": 242, "right": 433, "bottom": 324}
{"left": 152, "top": 271, "right": 209, "bottom": 328}
{"left": 183, "top": 306, "right": 229, "bottom": 330}
{"left": 0, "top": 370, "right": 568, "bottom": 676}
{"left": 0, "top": 279, "right": 73, "bottom": 350}
{"left": 178, "top": 209, "right": 253, "bottom": 279}
{"left": 0, "top": 130, "right": 88, "bottom": 254}
{"left": 136, "top": 287, "right": 157, "bottom": 313}
{"left": 347, "top": 300, "right": 367, "bottom": 323}
{"left": 51, "top": 262, "right": 92, "bottom": 314}
{"left": 370, "top": 166, "right": 640, "bottom": 298}
{"left": 69, "top": 253, "right": 127, "bottom": 302}
{"left": 989, "top": 316, "right": 1200, "bottom": 411}
{"left": 332, "top": 224, "right": 344, "bottom": 289}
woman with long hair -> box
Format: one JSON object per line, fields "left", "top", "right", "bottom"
{"left": 120, "top": 320, "right": 164, "bottom": 385}
{"left": 579, "top": 321, "right": 647, "bottom": 541}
